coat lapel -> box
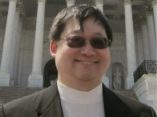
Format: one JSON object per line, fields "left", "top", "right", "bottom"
{"left": 40, "top": 96, "right": 63, "bottom": 117}
{"left": 38, "top": 83, "right": 63, "bottom": 117}
{"left": 102, "top": 85, "right": 135, "bottom": 117}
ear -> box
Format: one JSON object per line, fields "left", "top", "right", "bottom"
{"left": 49, "top": 40, "right": 57, "bottom": 57}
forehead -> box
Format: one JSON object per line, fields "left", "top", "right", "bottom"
{"left": 61, "top": 17, "right": 107, "bottom": 38}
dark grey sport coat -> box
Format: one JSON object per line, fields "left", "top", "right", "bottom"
{"left": 0, "top": 83, "right": 156, "bottom": 117}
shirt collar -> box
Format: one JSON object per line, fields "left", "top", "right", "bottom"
{"left": 57, "top": 80, "right": 103, "bottom": 104}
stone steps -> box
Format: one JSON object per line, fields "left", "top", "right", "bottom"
{"left": 0, "top": 87, "right": 41, "bottom": 104}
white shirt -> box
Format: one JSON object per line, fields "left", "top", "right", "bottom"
{"left": 57, "top": 81, "right": 105, "bottom": 117}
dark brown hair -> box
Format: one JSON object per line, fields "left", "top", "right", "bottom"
{"left": 49, "top": 4, "right": 113, "bottom": 46}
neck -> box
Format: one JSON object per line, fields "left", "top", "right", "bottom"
{"left": 57, "top": 80, "right": 103, "bottom": 103}
{"left": 57, "top": 75, "right": 102, "bottom": 91}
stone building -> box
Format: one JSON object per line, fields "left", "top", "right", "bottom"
{"left": 0, "top": 0, "right": 157, "bottom": 112}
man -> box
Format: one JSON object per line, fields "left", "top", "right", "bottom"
{"left": 0, "top": 4, "right": 156, "bottom": 117}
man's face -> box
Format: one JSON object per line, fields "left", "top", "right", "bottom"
{"left": 50, "top": 17, "right": 111, "bottom": 90}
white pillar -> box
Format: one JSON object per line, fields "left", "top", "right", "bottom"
{"left": 95, "top": 0, "right": 104, "bottom": 13}
{"left": 141, "top": 19, "right": 151, "bottom": 60}
{"left": 152, "top": 0, "right": 157, "bottom": 60}
{"left": 9, "top": 9, "right": 20, "bottom": 86}
{"left": 146, "top": 9, "right": 156, "bottom": 60}
{"left": 124, "top": 0, "right": 137, "bottom": 89}
{"left": 11, "top": 7, "right": 22, "bottom": 86}
{"left": 0, "top": 0, "right": 17, "bottom": 86}
{"left": 28, "top": 0, "right": 46, "bottom": 88}
{"left": 66, "top": 0, "right": 76, "bottom": 7}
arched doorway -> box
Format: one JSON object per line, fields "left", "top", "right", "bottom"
{"left": 43, "top": 58, "right": 57, "bottom": 87}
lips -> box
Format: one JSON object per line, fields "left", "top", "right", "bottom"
{"left": 74, "top": 59, "right": 99, "bottom": 64}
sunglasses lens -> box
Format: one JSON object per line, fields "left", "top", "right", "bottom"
{"left": 67, "top": 36, "right": 85, "bottom": 48}
{"left": 66, "top": 36, "right": 109, "bottom": 49}
{"left": 91, "top": 38, "right": 108, "bottom": 49}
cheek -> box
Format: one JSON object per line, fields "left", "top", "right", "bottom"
{"left": 56, "top": 47, "right": 77, "bottom": 63}
{"left": 101, "top": 49, "right": 111, "bottom": 66}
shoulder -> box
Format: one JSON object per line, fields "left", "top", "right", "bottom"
{"left": 103, "top": 85, "right": 156, "bottom": 117}
{"left": 1, "top": 84, "right": 58, "bottom": 117}
{"left": 116, "top": 92, "right": 156, "bottom": 116}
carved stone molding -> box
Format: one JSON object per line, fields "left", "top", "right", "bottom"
{"left": 124, "top": 0, "right": 132, "bottom": 4}
{"left": 134, "top": 60, "right": 157, "bottom": 82}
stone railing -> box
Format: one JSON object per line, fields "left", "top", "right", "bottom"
{"left": 134, "top": 60, "right": 157, "bottom": 82}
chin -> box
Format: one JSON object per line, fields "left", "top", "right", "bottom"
{"left": 76, "top": 74, "right": 98, "bottom": 81}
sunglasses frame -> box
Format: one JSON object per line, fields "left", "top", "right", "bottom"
{"left": 63, "top": 36, "right": 111, "bottom": 49}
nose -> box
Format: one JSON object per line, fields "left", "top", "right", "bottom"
{"left": 80, "top": 41, "right": 96, "bottom": 57}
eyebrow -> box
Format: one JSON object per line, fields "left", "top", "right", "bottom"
{"left": 92, "top": 32, "right": 107, "bottom": 37}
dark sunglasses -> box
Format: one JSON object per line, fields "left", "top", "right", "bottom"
{"left": 64, "top": 36, "right": 110, "bottom": 49}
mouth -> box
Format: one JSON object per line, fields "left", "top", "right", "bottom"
{"left": 74, "top": 59, "right": 99, "bottom": 64}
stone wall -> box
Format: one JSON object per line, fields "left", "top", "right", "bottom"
{"left": 133, "top": 74, "right": 157, "bottom": 113}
